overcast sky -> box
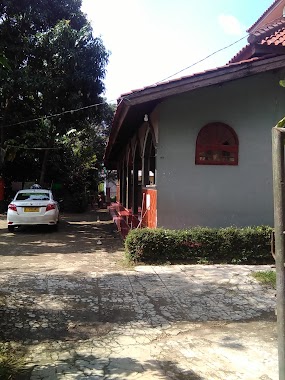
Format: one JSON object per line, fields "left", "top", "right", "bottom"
{"left": 81, "top": 0, "right": 273, "bottom": 102}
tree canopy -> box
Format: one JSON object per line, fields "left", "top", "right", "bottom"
{"left": 0, "top": 0, "right": 113, "bottom": 204}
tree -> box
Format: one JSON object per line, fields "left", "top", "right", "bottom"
{"left": 0, "top": 0, "right": 111, "bottom": 192}
{"left": 0, "top": 54, "right": 10, "bottom": 70}
{"left": 0, "top": 0, "right": 89, "bottom": 133}
{"left": 27, "top": 19, "right": 109, "bottom": 185}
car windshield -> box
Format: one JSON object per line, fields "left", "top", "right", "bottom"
{"left": 15, "top": 192, "right": 50, "bottom": 201}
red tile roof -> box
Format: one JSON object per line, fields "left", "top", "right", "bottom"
{"left": 229, "top": 18, "right": 285, "bottom": 63}
{"left": 118, "top": 55, "right": 280, "bottom": 100}
{"left": 248, "top": 17, "right": 285, "bottom": 43}
{"left": 118, "top": 59, "right": 256, "bottom": 99}
{"left": 228, "top": 44, "right": 252, "bottom": 64}
{"left": 261, "top": 26, "right": 285, "bottom": 45}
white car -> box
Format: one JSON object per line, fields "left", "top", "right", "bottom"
{"left": 7, "top": 189, "right": 59, "bottom": 232}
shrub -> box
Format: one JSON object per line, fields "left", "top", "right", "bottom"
{"left": 125, "top": 226, "right": 273, "bottom": 264}
{"left": 0, "top": 343, "right": 27, "bottom": 380}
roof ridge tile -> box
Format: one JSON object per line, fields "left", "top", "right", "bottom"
{"left": 248, "top": 17, "right": 285, "bottom": 43}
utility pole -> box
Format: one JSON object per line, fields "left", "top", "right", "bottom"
{"left": 272, "top": 126, "right": 285, "bottom": 380}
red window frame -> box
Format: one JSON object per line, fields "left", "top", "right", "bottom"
{"left": 195, "top": 122, "right": 239, "bottom": 166}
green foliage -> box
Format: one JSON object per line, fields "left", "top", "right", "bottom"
{"left": 276, "top": 116, "right": 285, "bottom": 128}
{"left": 0, "top": 0, "right": 113, "bottom": 191}
{"left": 277, "top": 79, "right": 285, "bottom": 127}
{"left": 0, "top": 343, "right": 26, "bottom": 380}
{"left": 125, "top": 226, "right": 273, "bottom": 264}
{"left": 0, "top": 54, "right": 11, "bottom": 70}
{"left": 252, "top": 270, "right": 276, "bottom": 288}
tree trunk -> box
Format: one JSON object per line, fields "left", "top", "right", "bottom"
{"left": 39, "top": 126, "right": 55, "bottom": 187}
{"left": 39, "top": 148, "right": 50, "bottom": 187}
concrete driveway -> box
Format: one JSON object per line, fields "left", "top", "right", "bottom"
{"left": 0, "top": 210, "right": 278, "bottom": 379}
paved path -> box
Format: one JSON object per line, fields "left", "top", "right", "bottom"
{"left": 0, "top": 210, "right": 278, "bottom": 379}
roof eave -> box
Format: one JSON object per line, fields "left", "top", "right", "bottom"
{"left": 104, "top": 100, "right": 130, "bottom": 165}
{"left": 122, "top": 54, "right": 285, "bottom": 105}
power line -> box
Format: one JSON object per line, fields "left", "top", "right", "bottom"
{"left": 1, "top": 100, "right": 115, "bottom": 129}
{"left": 154, "top": 35, "right": 248, "bottom": 85}
{"left": 6, "top": 145, "right": 61, "bottom": 150}
{"left": 1, "top": 34, "right": 248, "bottom": 128}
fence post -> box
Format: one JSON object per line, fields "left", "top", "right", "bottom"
{"left": 272, "top": 126, "right": 285, "bottom": 380}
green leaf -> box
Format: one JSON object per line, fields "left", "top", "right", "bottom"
{"left": 280, "top": 79, "right": 285, "bottom": 87}
{"left": 276, "top": 116, "right": 285, "bottom": 128}
{"left": 0, "top": 54, "right": 11, "bottom": 70}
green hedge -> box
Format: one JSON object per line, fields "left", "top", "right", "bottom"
{"left": 124, "top": 226, "right": 273, "bottom": 264}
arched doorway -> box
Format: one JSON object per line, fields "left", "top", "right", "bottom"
{"left": 126, "top": 148, "right": 133, "bottom": 210}
{"left": 132, "top": 143, "right": 142, "bottom": 216}
{"left": 143, "top": 131, "right": 156, "bottom": 186}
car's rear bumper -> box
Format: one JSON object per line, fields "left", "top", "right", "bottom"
{"left": 7, "top": 212, "right": 58, "bottom": 226}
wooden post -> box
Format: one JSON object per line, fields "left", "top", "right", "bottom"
{"left": 272, "top": 126, "right": 285, "bottom": 380}
{"left": 132, "top": 154, "right": 138, "bottom": 215}
{"left": 126, "top": 166, "right": 132, "bottom": 209}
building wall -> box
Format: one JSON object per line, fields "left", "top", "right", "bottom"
{"left": 104, "top": 179, "right": 117, "bottom": 198}
{"left": 156, "top": 70, "right": 285, "bottom": 228}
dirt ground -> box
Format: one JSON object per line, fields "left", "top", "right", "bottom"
{"left": 0, "top": 209, "right": 124, "bottom": 273}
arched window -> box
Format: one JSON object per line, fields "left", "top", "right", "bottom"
{"left": 195, "top": 122, "right": 239, "bottom": 165}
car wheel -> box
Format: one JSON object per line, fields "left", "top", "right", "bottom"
{"left": 8, "top": 225, "right": 15, "bottom": 232}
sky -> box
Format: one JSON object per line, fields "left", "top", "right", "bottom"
{"left": 81, "top": 0, "right": 274, "bottom": 102}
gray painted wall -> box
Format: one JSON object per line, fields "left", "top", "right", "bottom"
{"left": 156, "top": 70, "right": 285, "bottom": 228}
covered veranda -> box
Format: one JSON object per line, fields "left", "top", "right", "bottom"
{"left": 107, "top": 119, "right": 157, "bottom": 238}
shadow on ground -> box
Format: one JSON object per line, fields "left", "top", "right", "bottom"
{"left": 30, "top": 355, "right": 203, "bottom": 380}
{"left": 0, "top": 209, "right": 123, "bottom": 256}
{"left": 0, "top": 268, "right": 276, "bottom": 343}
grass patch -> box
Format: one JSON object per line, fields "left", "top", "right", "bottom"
{"left": 252, "top": 270, "right": 276, "bottom": 289}
{"left": 118, "top": 255, "right": 136, "bottom": 269}
{"left": 0, "top": 342, "right": 27, "bottom": 380}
